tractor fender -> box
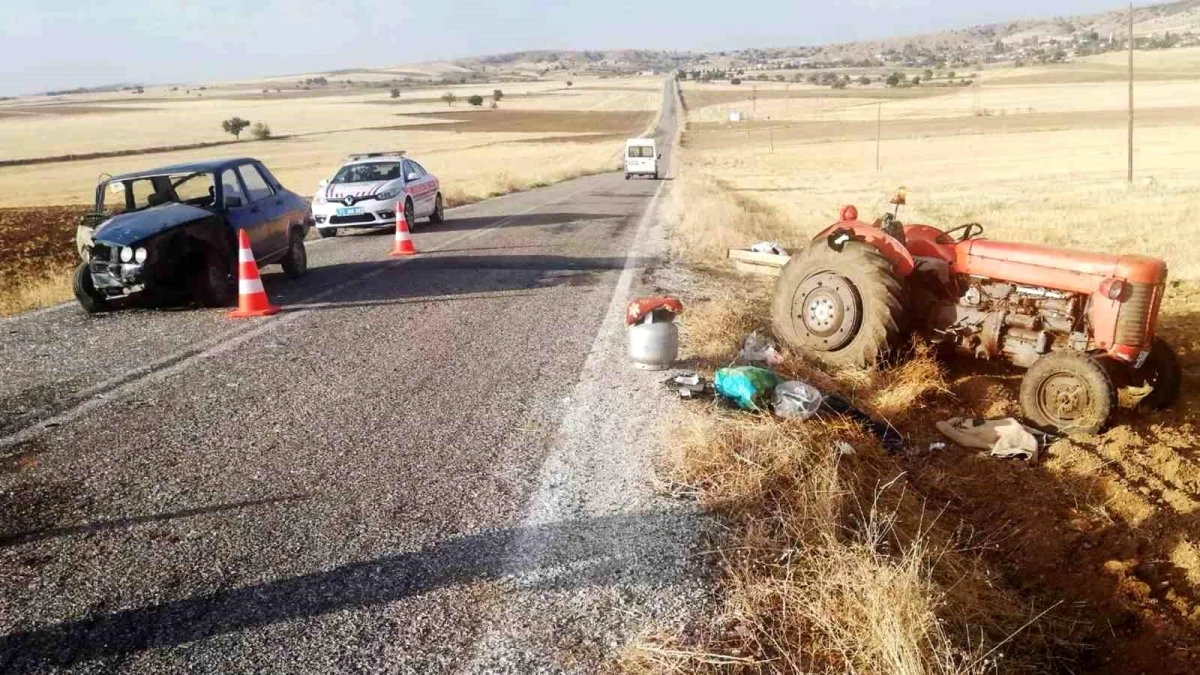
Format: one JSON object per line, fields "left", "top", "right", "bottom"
{"left": 811, "top": 221, "right": 915, "bottom": 277}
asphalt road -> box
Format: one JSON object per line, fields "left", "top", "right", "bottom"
{"left": 0, "top": 80, "right": 709, "bottom": 673}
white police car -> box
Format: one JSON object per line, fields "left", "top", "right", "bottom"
{"left": 311, "top": 151, "right": 444, "bottom": 238}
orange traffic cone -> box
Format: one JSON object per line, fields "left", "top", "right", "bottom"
{"left": 228, "top": 229, "right": 280, "bottom": 318}
{"left": 389, "top": 213, "right": 417, "bottom": 257}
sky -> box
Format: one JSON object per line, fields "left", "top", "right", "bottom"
{"left": 1, "top": 0, "right": 1142, "bottom": 96}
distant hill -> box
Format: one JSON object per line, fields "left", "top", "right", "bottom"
{"left": 432, "top": 1, "right": 1200, "bottom": 77}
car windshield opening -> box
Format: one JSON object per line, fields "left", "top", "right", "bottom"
{"left": 101, "top": 172, "right": 218, "bottom": 214}
{"left": 331, "top": 162, "right": 403, "bottom": 184}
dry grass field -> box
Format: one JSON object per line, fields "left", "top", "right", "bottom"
{"left": 640, "top": 47, "right": 1200, "bottom": 674}
{"left": 0, "top": 75, "right": 661, "bottom": 314}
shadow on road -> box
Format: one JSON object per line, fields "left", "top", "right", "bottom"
{"left": 0, "top": 507, "right": 699, "bottom": 672}
{"left": 0, "top": 495, "right": 307, "bottom": 548}
{"left": 267, "top": 254, "right": 649, "bottom": 311}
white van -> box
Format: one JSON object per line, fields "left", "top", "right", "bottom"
{"left": 624, "top": 138, "right": 660, "bottom": 180}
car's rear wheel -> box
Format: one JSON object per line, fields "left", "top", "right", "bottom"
{"left": 72, "top": 262, "right": 108, "bottom": 314}
{"left": 281, "top": 229, "right": 308, "bottom": 278}
{"left": 429, "top": 193, "right": 445, "bottom": 224}
{"left": 318, "top": 228, "right": 337, "bottom": 239}
{"left": 189, "top": 249, "right": 234, "bottom": 308}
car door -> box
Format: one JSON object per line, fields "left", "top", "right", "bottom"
{"left": 236, "top": 163, "right": 288, "bottom": 258}
{"left": 220, "top": 168, "right": 270, "bottom": 257}
{"left": 405, "top": 160, "right": 434, "bottom": 216}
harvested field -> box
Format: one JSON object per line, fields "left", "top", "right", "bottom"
{"left": 686, "top": 105, "right": 1200, "bottom": 147}
{"left": 0, "top": 76, "right": 665, "bottom": 312}
{"left": 0, "top": 105, "right": 159, "bottom": 118}
{"left": 649, "top": 46, "right": 1200, "bottom": 674}
{"left": 680, "top": 85, "right": 948, "bottom": 110}
{"left": 392, "top": 109, "right": 652, "bottom": 134}
{"left": 0, "top": 206, "right": 85, "bottom": 315}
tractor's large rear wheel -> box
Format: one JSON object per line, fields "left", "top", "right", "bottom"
{"left": 772, "top": 241, "right": 907, "bottom": 369}
{"left": 1020, "top": 351, "right": 1114, "bottom": 435}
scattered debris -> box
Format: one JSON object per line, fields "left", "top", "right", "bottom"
{"left": 750, "top": 241, "right": 788, "bottom": 256}
{"left": 928, "top": 441, "right": 947, "bottom": 452}
{"left": 820, "top": 394, "right": 904, "bottom": 453}
{"left": 664, "top": 371, "right": 709, "bottom": 399}
{"left": 626, "top": 296, "right": 683, "bottom": 371}
{"left": 834, "top": 441, "right": 856, "bottom": 456}
{"left": 737, "top": 331, "right": 784, "bottom": 367}
{"left": 935, "top": 417, "right": 1041, "bottom": 462}
{"left": 624, "top": 296, "right": 683, "bottom": 326}
{"left": 714, "top": 366, "right": 781, "bottom": 411}
{"left": 772, "top": 380, "right": 823, "bottom": 420}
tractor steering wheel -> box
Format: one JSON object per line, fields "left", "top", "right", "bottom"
{"left": 940, "top": 222, "right": 984, "bottom": 243}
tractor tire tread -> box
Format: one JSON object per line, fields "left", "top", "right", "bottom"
{"left": 772, "top": 240, "right": 908, "bottom": 369}
{"left": 1020, "top": 350, "right": 1115, "bottom": 435}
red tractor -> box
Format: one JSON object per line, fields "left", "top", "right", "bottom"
{"left": 771, "top": 193, "right": 1182, "bottom": 434}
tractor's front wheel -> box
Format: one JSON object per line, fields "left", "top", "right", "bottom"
{"left": 1020, "top": 351, "right": 1114, "bottom": 435}
{"left": 772, "top": 241, "right": 907, "bottom": 369}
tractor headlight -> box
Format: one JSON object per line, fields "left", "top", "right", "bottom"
{"left": 119, "top": 246, "right": 134, "bottom": 263}
{"left": 375, "top": 188, "right": 400, "bottom": 201}
{"left": 1100, "top": 278, "right": 1127, "bottom": 301}
{"left": 134, "top": 247, "right": 148, "bottom": 264}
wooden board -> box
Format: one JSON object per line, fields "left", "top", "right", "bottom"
{"left": 728, "top": 248, "right": 790, "bottom": 277}
{"left": 727, "top": 248, "right": 791, "bottom": 266}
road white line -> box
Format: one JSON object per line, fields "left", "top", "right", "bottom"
{"left": 462, "top": 179, "right": 674, "bottom": 671}
{"left": 0, "top": 180, "right": 608, "bottom": 454}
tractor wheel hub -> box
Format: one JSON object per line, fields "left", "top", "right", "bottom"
{"left": 1039, "top": 373, "right": 1089, "bottom": 421}
{"left": 792, "top": 272, "right": 861, "bottom": 352}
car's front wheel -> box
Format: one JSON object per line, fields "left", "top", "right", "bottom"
{"left": 403, "top": 199, "right": 416, "bottom": 232}
{"left": 429, "top": 193, "right": 445, "bottom": 224}
{"left": 72, "top": 262, "right": 108, "bottom": 314}
{"left": 189, "top": 249, "right": 234, "bottom": 308}
{"left": 281, "top": 229, "right": 308, "bottom": 278}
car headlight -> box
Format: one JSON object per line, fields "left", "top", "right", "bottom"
{"left": 374, "top": 188, "right": 400, "bottom": 201}
{"left": 134, "top": 247, "right": 148, "bottom": 264}
{"left": 313, "top": 193, "right": 326, "bottom": 205}
{"left": 120, "top": 246, "right": 134, "bottom": 263}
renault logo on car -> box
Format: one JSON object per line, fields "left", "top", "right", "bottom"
{"left": 344, "top": 196, "right": 355, "bottom": 206}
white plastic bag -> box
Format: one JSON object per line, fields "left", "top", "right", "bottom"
{"left": 772, "top": 380, "right": 823, "bottom": 420}
{"left": 750, "top": 241, "right": 788, "bottom": 256}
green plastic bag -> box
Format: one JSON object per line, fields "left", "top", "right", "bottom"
{"left": 714, "top": 366, "right": 781, "bottom": 411}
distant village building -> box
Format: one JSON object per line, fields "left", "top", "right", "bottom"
{"left": 729, "top": 110, "right": 743, "bottom": 122}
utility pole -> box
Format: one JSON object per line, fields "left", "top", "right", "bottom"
{"left": 1127, "top": 1, "right": 1134, "bottom": 184}
{"left": 751, "top": 85, "right": 757, "bottom": 119}
{"left": 876, "top": 102, "right": 882, "bottom": 171}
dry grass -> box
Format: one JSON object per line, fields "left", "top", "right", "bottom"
{"left": 624, "top": 289, "right": 1056, "bottom": 674}
{"left": 0, "top": 272, "right": 73, "bottom": 316}
{"left": 641, "top": 45, "right": 1200, "bottom": 674}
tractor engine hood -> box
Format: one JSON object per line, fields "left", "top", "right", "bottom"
{"left": 93, "top": 203, "right": 218, "bottom": 246}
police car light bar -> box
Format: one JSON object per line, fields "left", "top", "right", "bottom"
{"left": 346, "top": 150, "right": 406, "bottom": 160}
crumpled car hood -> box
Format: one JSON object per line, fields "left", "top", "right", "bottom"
{"left": 94, "top": 203, "right": 219, "bottom": 246}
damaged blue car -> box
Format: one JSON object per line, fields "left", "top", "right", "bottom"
{"left": 73, "top": 158, "right": 311, "bottom": 313}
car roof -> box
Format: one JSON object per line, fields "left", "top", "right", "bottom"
{"left": 109, "top": 158, "right": 258, "bottom": 181}
{"left": 343, "top": 155, "right": 409, "bottom": 167}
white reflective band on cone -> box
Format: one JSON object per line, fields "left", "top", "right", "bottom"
{"left": 239, "top": 278, "right": 264, "bottom": 295}
{"left": 239, "top": 248, "right": 255, "bottom": 263}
